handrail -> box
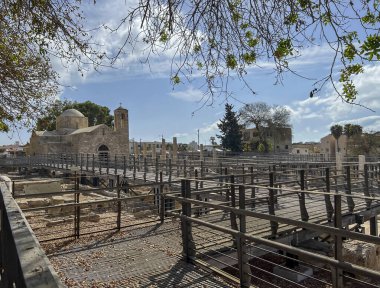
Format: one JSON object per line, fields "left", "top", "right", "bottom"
{"left": 0, "top": 182, "right": 63, "bottom": 287}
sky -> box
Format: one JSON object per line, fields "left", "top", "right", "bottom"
{"left": 2, "top": 1, "right": 380, "bottom": 146}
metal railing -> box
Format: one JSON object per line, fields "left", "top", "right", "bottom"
{"left": 168, "top": 179, "right": 380, "bottom": 288}
{"left": 0, "top": 182, "right": 63, "bottom": 287}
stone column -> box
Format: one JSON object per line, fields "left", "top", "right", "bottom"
{"left": 133, "top": 143, "right": 138, "bottom": 157}
{"left": 200, "top": 144, "right": 204, "bottom": 161}
{"left": 161, "top": 138, "right": 166, "bottom": 160}
{"left": 142, "top": 143, "right": 147, "bottom": 158}
{"left": 336, "top": 152, "right": 343, "bottom": 173}
{"left": 359, "top": 155, "right": 366, "bottom": 178}
{"left": 172, "top": 137, "right": 178, "bottom": 161}
{"left": 152, "top": 142, "right": 157, "bottom": 159}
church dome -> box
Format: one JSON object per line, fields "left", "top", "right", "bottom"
{"left": 56, "top": 109, "right": 88, "bottom": 130}
{"left": 60, "top": 109, "right": 85, "bottom": 117}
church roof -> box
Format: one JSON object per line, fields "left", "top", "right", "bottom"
{"left": 60, "top": 109, "right": 85, "bottom": 117}
{"left": 69, "top": 124, "right": 107, "bottom": 135}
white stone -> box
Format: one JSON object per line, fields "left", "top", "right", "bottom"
{"left": 342, "top": 239, "right": 380, "bottom": 271}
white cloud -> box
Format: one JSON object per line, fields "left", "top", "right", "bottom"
{"left": 170, "top": 87, "right": 205, "bottom": 102}
{"left": 199, "top": 120, "right": 220, "bottom": 134}
{"left": 289, "top": 63, "right": 380, "bottom": 142}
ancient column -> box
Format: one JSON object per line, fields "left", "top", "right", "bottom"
{"left": 133, "top": 143, "right": 139, "bottom": 157}
{"left": 359, "top": 155, "right": 366, "bottom": 179}
{"left": 200, "top": 144, "right": 204, "bottom": 161}
{"left": 336, "top": 152, "right": 343, "bottom": 173}
{"left": 212, "top": 146, "right": 217, "bottom": 163}
{"left": 142, "top": 143, "right": 147, "bottom": 158}
{"left": 161, "top": 138, "right": 166, "bottom": 160}
{"left": 152, "top": 142, "right": 157, "bottom": 159}
{"left": 172, "top": 137, "right": 178, "bottom": 161}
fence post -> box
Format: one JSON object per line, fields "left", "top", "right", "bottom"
{"left": 155, "top": 157, "right": 159, "bottom": 182}
{"left": 144, "top": 157, "right": 147, "bottom": 182}
{"left": 324, "top": 168, "right": 334, "bottom": 222}
{"left": 117, "top": 175, "right": 121, "bottom": 230}
{"left": 364, "top": 164, "right": 372, "bottom": 208}
{"left": 114, "top": 155, "right": 118, "bottom": 175}
{"left": 168, "top": 158, "right": 172, "bottom": 185}
{"left": 183, "top": 159, "right": 187, "bottom": 178}
{"left": 332, "top": 194, "right": 343, "bottom": 288}
{"left": 250, "top": 166, "right": 255, "bottom": 209}
{"left": 123, "top": 155, "right": 126, "bottom": 175}
{"left": 269, "top": 172, "right": 278, "bottom": 238}
{"left": 345, "top": 166, "right": 355, "bottom": 213}
{"left": 238, "top": 185, "right": 251, "bottom": 287}
{"left": 200, "top": 160, "right": 204, "bottom": 189}
{"left": 195, "top": 170, "right": 200, "bottom": 217}
{"left": 181, "top": 179, "right": 195, "bottom": 262}
{"left": 74, "top": 172, "right": 80, "bottom": 239}
{"left": 92, "top": 154, "right": 95, "bottom": 174}
{"left": 160, "top": 172, "right": 165, "bottom": 223}
{"left": 230, "top": 175, "right": 238, "bottom": 231}
{"left": 133, "top": 156, "right": 136, "bottom": 180}
{"left": 298, "top": 170, "right": 309, "bottom": 222}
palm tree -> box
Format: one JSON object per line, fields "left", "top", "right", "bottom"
{"left": 330, "top": 124, "right": 343, "bottom": 154}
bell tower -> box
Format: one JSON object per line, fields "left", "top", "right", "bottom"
{"left": 114, "top": 105, "right": 129, "bottom": 137}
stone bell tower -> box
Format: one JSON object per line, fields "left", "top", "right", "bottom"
{"left": 114, "top": 105, "right": 129, "bottom": 137}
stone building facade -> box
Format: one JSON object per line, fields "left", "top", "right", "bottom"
{"left": 242, "top": 127, "right": 292, "bottom": 153}
{"left": 29, "top": 107, "right": 129, "bottom": 158}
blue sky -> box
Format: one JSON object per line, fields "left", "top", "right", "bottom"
{"left": 2, "top": 1, "right": 380, "bottom": 146}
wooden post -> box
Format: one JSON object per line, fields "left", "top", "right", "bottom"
{"left": 74, "top": 172, "right": 80, "bottom": 239}
{"left": 364, "top": 164, "right": 372, "bottom": 208}
{"left": 181, "top": 179, "right": 195, "bottom": 261}
{"left": 117, "top": 175, "right": 121, "bottom": 230}
{"left": 92, "top": 154, "right": 95, "bottom": 174}
{"left": 370, "top": 215, "right": 378, "bottom": 236}
{"left": 106, "top": 156, "right": 109, "bottom": 174}
{"left": 114, "top": 155, "right": 118, "bottom": 175}
{"left": 86, "top": 154, "right": 89, "bottom": 171}
{"left": 332, "top": 194, "right": 343, "bottom": 288}
{"left": 160, "top": 172, "right": 165, "bottom": 223}
{"left": 144, "top": 157, "right": 147, "bottom": 182}
{"left": 238, "top": 185, "right": 251, "bottom": 287}
{"left": 133, "top": 156, "right": 136, "bottom": 180}
{"left": 325, "top": 168, "right": 334, "bottom": 222}
{"left": 269, "top": 172, "right": 278, "bottom": 238}
{"left": 183, "top": 159, "right": 187, "bottom": 178}
{"left": 345, "top": 166, "right": 355, "bottom": 213}
{"left": 168, "top": 158, "right": 172, "bottom": 185}
{"left": 123, "top": 155, "right": 126, "bottom": 175}
{"left": 12, "top": 181, "right": 15, "bottom": 198}
{"left": 195, "top": 169, "right": 200, "bottom": 217}
{"left": 299, "top": 170, "right": 309, "bottom": 222}
{"left": 155, "top": 157, "right": 159, "bottom": 183}
{"left": 200, "top": 160, "right": 204, "bottom": 189}
{"left": 230, "top": 175, "right": 238, "bottom": 231}
{"left": 250, "top": 166, "right": 256, "bottom": 209}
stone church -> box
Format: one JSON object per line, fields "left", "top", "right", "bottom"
{"left": 29, "top": 106, "right": 129, "bottom": 158}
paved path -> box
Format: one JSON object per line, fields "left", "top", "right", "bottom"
{"left": 47, "top": 220, "right": 233, "bottom": 287}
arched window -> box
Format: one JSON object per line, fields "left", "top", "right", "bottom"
{"left": 98, "top": 145, "right": 109, "bottom": 163}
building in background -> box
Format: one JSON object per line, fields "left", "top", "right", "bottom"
{"left": 242, "top": 127, "right": 292, "bottom": 153}
{"left": 28, "top": 106, "right": 129, "bottom": 158}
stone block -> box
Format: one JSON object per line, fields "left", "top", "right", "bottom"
{"left": 50, "top": 196, "right": 65, "bottom": 205}
{"left": 23, "top": 181, "right": 61, "bottom": 195}
{"left": 342, "top": 239, "right": 380, "bottom": 272}
{"left": 46, "top": 207, "right": 62, "bottom": 217}
{"left": 27, "top": 198, "right": 50, "bottom": 208}
{"left": 17, "top": 200, "right": 29, "bottom": 209}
